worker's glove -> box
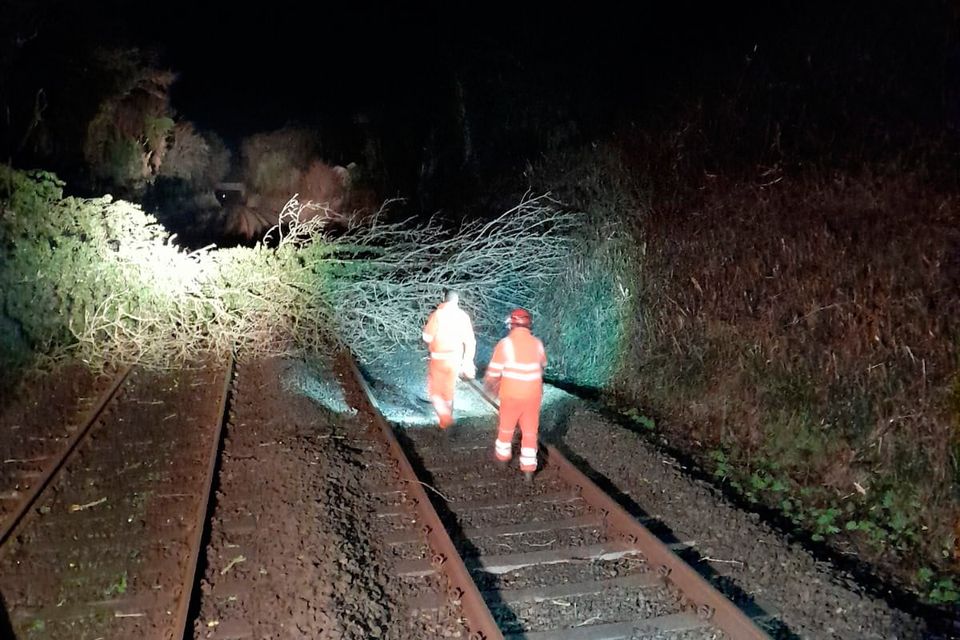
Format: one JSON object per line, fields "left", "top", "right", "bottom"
{"left": 460, "top": 361, "right": 476, "bottom": 379}
{"left": 484, "top": 377, "right": 500, "bottom": 396}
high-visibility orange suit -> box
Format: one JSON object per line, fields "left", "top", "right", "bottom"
{"left": 484, "top": 309, "right": 546, "bottom": 474}
{"left": 422, "top": 299, "right": 476, "bottom": 429}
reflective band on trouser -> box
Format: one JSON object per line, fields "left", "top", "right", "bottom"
{"left": 495, "top": 439, "right": 512, "bottom": 461}
{"left": 430, "top": 350, "right": 460, "bottom": 360}
{"left": 427, "top": 359, "right": 457, "bottom": 429}
{"left": 432, "top": 395, "right": 453, "bottom": 428}
{"left": 501, "top": 371, "right": 542, "bottom": 381}
{"left": 431, "top": 395, "right": 452, "bottom": 413}
{"left": 496, "top": 424, "right": 517, "bottom": 448}
{"left": 519, "top": 446, "right": 537, "bottom": 472}
{"left": 517, "top": 396, "right": 541, "bottom": 472}
{"left": 505, "top": 361, "right": 541, "bottom": 371}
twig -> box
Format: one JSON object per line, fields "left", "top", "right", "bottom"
{"left": 220, "top": 555, "right": 246, "bottom": 575}
{"left": 786, "top": 302, "right": 843, "bottom": 327}
{"left": 69, "top": 497, "right": 107, "bottom": 512}
{"left": 702, "top": 557, "right": 744, "bottom": 567}
{"left": 418, "top": 481, "right": 452, "bottom": 502}
{"left": 524, "top": 539, "right": 557, "bottom": 548}
{"left": 114, "top": 612, "right": 146, "bottom": 618}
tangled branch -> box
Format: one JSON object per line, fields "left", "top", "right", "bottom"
{"left": 2, "top": 167, "right": 581, "bottom": 371}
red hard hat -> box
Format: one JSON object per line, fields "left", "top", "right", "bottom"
{"left": 506, "top": 308, "right": 532, "bottom": 329}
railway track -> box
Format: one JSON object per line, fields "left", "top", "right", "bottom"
{"left": 0, "top": 352, "right": 773, "bottom": 639}
{"left": 348, "top": 357, "right": 773, "bottom": 640}
{"left": 0, "top": 360, "right": 232, "bottom": 640}
{"left": 194, "top": 355, "right": 490, "bottom": 638}
{"left": 0, "top": 366, "right": 131, "bottom": 544}
{"left": 343, "top": 357, "right": 501, "bottom": 639}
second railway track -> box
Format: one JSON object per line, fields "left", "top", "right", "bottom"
{"left": 0, "top": 360, "right": 232, "bottom": 640}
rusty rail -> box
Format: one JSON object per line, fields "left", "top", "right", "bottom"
{"left": 545, "top": 445, "right": 770, "bottom": 639}
{"left": 463, "top": 377, "right": 771, "bottom": 640}
{"left": 344, "top": 355, "right": 505, "bottom": 640}
{"left": 0, "top": 365, "right": 133, "bottom": 549}
{"left": 173, "top": 355, "right": 235, "bottom": 639}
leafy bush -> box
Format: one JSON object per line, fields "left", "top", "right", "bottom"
{"left": 82, "top": 60, "right": 178, "bottom": 195}
{"left": 159, "top": 123, "right": 230, "bottom": 188}
{"left": 241, "top": 128, "right": 323, "bottom": 195}
{"left": 0, "top": 166, "right": 333, "bottom": 366}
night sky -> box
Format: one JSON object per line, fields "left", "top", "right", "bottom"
{"left": 2, "top": 0, "right": 956, "bottom": 203}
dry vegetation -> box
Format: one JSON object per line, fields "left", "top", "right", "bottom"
{"left": 508, "top": 132, "right": 959, "bottom": 602}
{"left": 608, "top": 162, "right": 960, "bottom": 601}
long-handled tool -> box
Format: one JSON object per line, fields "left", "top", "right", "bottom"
{"left": 462, "top": 376, "right": 499, "bottom": 411}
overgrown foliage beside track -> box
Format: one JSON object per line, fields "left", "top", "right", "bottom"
{"left": 527, "top": 143, "right": 960, "bottom": 606}
{"left": 621, "top": 170, "right": 960, "bottom": 602}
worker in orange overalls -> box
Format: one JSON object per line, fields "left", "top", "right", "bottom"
{"left": 484, "top": 308, "right": 546, "bottom": 481}
{"left": 422, "top": 290, "right": 476, "bottom": 430}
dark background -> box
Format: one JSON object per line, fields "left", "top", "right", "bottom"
{"left": 2, "top": 0, "right": 958, "bottom": 208}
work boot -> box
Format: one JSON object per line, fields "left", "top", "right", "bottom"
{"left": 523, "top": 471, "right": 534, "bottom": 483}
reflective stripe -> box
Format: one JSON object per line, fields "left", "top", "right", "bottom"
{"left": 487, "top": 362, "right": 504, "bottom": 370}
{"left": 430, "top": 351, "right": 459, "bottom": 360}
{"left": 520, "top": 448, "right": 537, "bottom": 466}
{"left": 505, "top": 361, "right": 541, "bottom": 372}
{"left": 431, "top": 396, "right": 452, "bottom": 416}
{"left": 503, "top": 337, "right": 516, "bottom": 365}
{"left": 497, "top": 335, "right": 544, "bottom": 381}
{"left": 495, "top": 440, "right": 512, "bottom": 453}
{"left": 422, "top": 332, "right": 433, "bottom": 343}
{"left": 501, "top": 371, "right": 542, "bottom": 381}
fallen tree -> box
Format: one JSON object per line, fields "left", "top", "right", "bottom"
{"left": 1, "top": 167, "right": 626, "bottom": 380}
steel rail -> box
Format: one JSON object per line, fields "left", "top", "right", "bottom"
{"left": 0, "top": 365, "right": 133, "bottom": 549}
{"left": 344, "top": 355, "right": 505, "bottom": 640}
{"left": 463, "top": 377, "right": 771, "bottom": 640}
{"left": 172, "top": 355, "right": 235, "bottom": 639}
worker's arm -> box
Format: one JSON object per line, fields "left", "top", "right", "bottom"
{"left": 538, "top": 340, "right": 547, "bottom": 369}
{"left": 483, "top": 340, "right": 504, "bottom": 395}
{"left": 460, "top": 313, "right": 477, "bottom": 378}
{"left": 422, "top": 311, "right": 437, "bottom": 346}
